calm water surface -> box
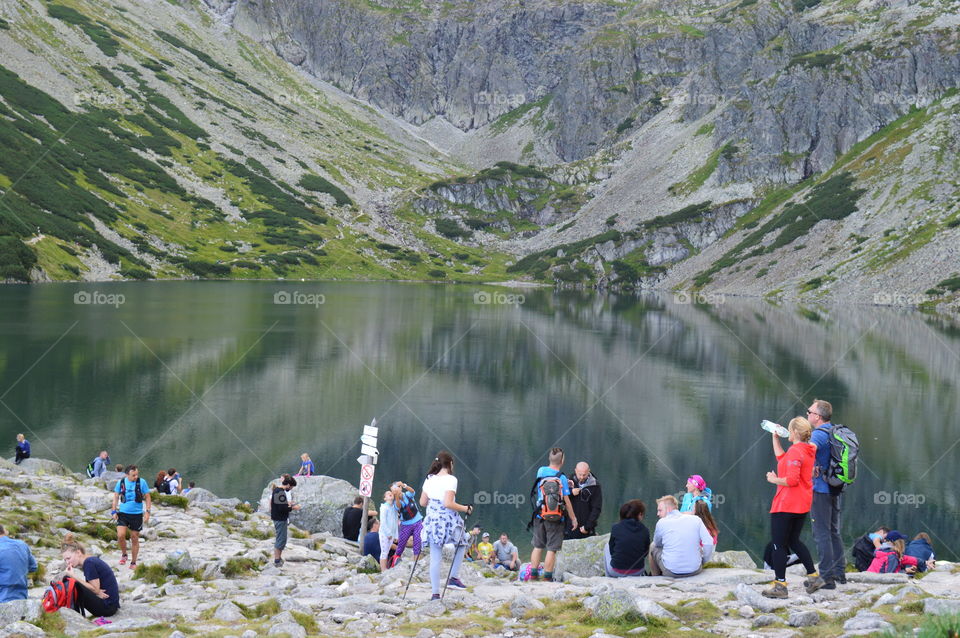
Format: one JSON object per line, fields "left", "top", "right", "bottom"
{"left": 1, "top": 282, "right": 958, "bottom": 560}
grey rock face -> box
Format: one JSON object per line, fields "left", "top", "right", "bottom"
{"left": 924, "top": 598, "right": 960, "bottom": 615}
{"left": 7, "top": 458, "right": 70, "bottom": 476}
{"left": 0, "top": 600, "right": 41, "bottom": 627}
{"left": 554, "top": 533, "right": 608, "bottom": 578}
{"left": 258, "top": 475, "right": 357, "bottom": 535}
{"left": 184, "top": 488, "right": 220, "bottom": 503}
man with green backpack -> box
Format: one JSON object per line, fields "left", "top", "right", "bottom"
{"left": 808, "top": 399, "right": 859, "bottom": 589}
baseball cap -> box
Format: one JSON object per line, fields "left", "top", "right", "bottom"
{"left": 885, "top": 530, "right": 906, "bottom": 542}
{"left": 482, "top": 532, "right": 490, "bottom": 538}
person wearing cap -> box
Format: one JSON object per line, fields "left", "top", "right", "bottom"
{"left": 477, "top": 532, "right": 494, "bottom": 564}
{"left": 680, "top": 474, "right": 713, "bottom": 513}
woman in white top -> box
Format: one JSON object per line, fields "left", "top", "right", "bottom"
{"left": 419, "top": 450, "right": 473, "bottom": 600}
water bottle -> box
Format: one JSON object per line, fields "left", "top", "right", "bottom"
{"left": 761, "top": 419, "right": 789, "bottom": 437}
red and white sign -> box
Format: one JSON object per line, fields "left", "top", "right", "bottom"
{"left": 359, "top": 478, "right": 373, "bottom": 498}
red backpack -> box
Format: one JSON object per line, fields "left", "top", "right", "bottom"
{"left": 42, "top": 578, "right": 78, "bottom": 614}
{"left": 867, "top": 549, "right": 901, "bottom": 574}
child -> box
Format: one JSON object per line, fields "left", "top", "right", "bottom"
{"left": 852, "top": 527, "right": 889, "bottom": 571}
{"left": 391, "top": 481, "right": 423, "bottom": 566}
{"left": 694, "top": 500, "right": 719, "bottom": 546}
{"left": 296, "top": 453, "right": 314, "bottom": 477}
{"left": 868, "top": 531, "right": 912, "bottom": 573}
{"left": 478, "top": 532, "right": 494, "bottom": 563}
{"left": 680, "top": 475, "right": 713, "bottom": 512}
{"left": 378, "top": 490, "right": 399, "bottom": 572}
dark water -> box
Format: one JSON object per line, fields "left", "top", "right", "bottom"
{"left": 1, "top": 281, "right": 958, "bottom": 562}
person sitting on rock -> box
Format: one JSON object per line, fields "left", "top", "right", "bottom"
{"left": 904, "top": 532, "right": 936, "bottom": 573}
{"left": 604, "top": 499, "right": 650, "bottom": 578}
{"left": 342, "top": 496, "right": 377, "bottom": 543}
{"left": 89, "top": 451, "right": 111, "bottom": 478}
{"left": 851, "top": 526, "right": 889, "bottom": 571}
{"left": 477, "top": 532, "right": 494, "bottom": 563}
{"left": 61, "top": 533, "right": 120, "bottom": 620}
{"left": 694, "top": 500, "right": 719, "bottom": 547}
{"left": 466, "top": 524, "right": 483, "bottom": 561}
{"left": 680, "top": 474, "right": 712, "bottom": 512}
{"left": 491, "top": 533, "right": 519, "bottom": 571}
{"left": 182, "top": 481, "right": 196, "bottom": 495}
{"left": 14, "top": 434, "right": 29, "bottom": 465}
{"left": 296, "top": 453, "right": 315, "bottom": 477}
{"left": 363, "top": 518, "right": 387, "bottom": 561}
{"left": 0, "top": 523, "right": 37, "bottom": 602}
{"left": 649, "top": 495, "right": 714, "bottom": 578}
{"left": 154, "top": 470, "right": 170, "bottom": 494}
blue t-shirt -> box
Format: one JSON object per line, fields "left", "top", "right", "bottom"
{"left": 680, "top": 491, "right": 712, "bottom": 512}
{"left": 397, "top": 492, "right": 423, "bottom": 526}
{"left": 299, "top": 460, "right": 315, "bottom": 475}
{"left": 362, "top": 531, "right": 380, "bottom": 559}
{"left": 811, "top": 424, "right": 833, "bottom": 494}
{"left": 82, "top": 556, "right": 119, "bottom": 609}
{"left": 114, "top": 478, "right": 150, "bottom": 514}
{"left": 0, "top": 537, "right": 37, "bottom": 603}
{"left": 16, "top": 440, "right": 29, "bottom": 455}
{"left": 535, "top": 467, "right": 570, "bottom": 519}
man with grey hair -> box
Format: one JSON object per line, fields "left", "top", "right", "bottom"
{"left": 565, "top": 461, "right": 603, "bottom": 540}
{"left": 808, "top": 398, "right": 845, "bottom": 588}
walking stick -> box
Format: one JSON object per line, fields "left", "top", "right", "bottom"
{"left": 441, "top": 505, "right": 473, "bottom": 600}
{"left": 401, "top": 551, "right": 422, "bottom": 601}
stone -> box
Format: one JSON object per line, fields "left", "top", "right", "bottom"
{"left": 8, "top": 458, "right": 70, "bottom": 476}
{"left": 213, "top": 601, "right": 245, "bottom": 622}
{"left": 165, "top": 550, "right": 195, "bottom": 574}
{"left": 842, "top": 610, "right": 893, "bottom": 632}
{"left": 509, "top": 595, "right": 545, "bottom": 618}
{"left": 258, "top": 475, "right": 357, "bottom": 535}
{"left": 738, "top": 604, "right": 755, "bottom": 618}
{"left": 53, "top": 486, "right": 76, "bottom": 501}
{"left": 752, "top": 614, "right": 780, "bottom": 628}
{"left": 268, "top": 622, "right": 306, "bottom": 638}
{"left": 735, "top": 582, "right": 787, "bottom": 613}
{"left": 184, "top": 488, "right": 220, "bottom": 503}
{"left": 583, "top": 589, "right": 676, "bottom": 622}
{"left": 0, "top": 621, "right": 45, "bottom": 637}
{"left": 415, "top": 629, "right": 435, "bottom": 638}
{"left": 788, "top": 610, "right": 820, "bottom": 627}
{"left": 924, "top": 598, "right": 960, "bottom": 615}
{"left": 710, "top": 550, "right": 758, "bottom": 569}
{"left": 57, "top": 607, "right": 93, "bottom": 637}
{"left": 241, "top": 632, "right": 258, "bottom": 638}
{"left": 0, "top": 599, "right": 41, "bottom": 626}
{"left": 553, "top": 534, "right": 608, "bottom": 578}
{"left": 91, "top": 471, "right": 126, "bottom": 488}
{"left": 169, "top": 632, "right": 187, "bottom": 638}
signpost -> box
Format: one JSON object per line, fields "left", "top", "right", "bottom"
{"left": 357, "top": 419, "right": 378, "bottom": 553}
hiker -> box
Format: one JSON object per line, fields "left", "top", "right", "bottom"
{"left": 808, "top": 399, "right": 845, "bottom": 587}
{"left": 762, "top": 416, "right": 825, "bottom": 599}
{"left": 342, "top": 496, "right": 377, "bottom": 542}
{"left": 270, "top": 474, "right": 301, "bottom": 567}
{"left": 680, "top": 474, "right": 713, "bottom": 512}
{"left": 114, "top": 464, "right": 124, "bottom": 473}
{"left": 694, "top": 500, "right": 719, "bottom": 546}
{"left": 111, "top": 465, "right": 151, "bottom": 569}
{"left": 466, "top": 524, "right": 483, "bottom": 561}
{"left": 0, "top": 524, "right": 37, "bottom": 602}
{"left": 649, "top": 495, "right": 714, "bottom": 577}
{"left": 477, "top": 532, "right": 494, "bottom": 563}
{"left": 378, "top": 489, "right": 399, "bottom": 572}
{"left": 14, "top": 433, "right": 29, "bottom": 464}
{"left": 153, "top": 470, "right": 170, "bottom": 494}
{"left": 420, "top": 450, "right": 473, "bottom": 599}
{"left": 363, "top": 518, "right": 392, "bottom": 561}
{"left": 491, "top": 533, "right": 519, "bottom": 571}
{"left": 391, "top": 481, "right": 423, "bottom": 566}
{"left": 182, "top": 481, "right": 196, "bottom": 495}
{"left": 868, "top": 531, "right": 912, "bottom": 573}
{"left": 904, "top": 533, "right": 935, "bottom": 573}
{"left": 165, "top": 468, "right": 180, "bottom": 495}
{"left": 528, "top": 447, "right": 578, "bottom": 582}
{"left": 763, "top": 542, "right": 801, "bottom": 571}
{"left": 87, "top": 451, "right": 111, "bottom": 478}
{"left": 604, "top": 499, "right": 650, "bottom": 578}
{"left": 61, "top": 533, "right": 120, "bottom": 619}
{"left": 296, "top": 453, "right": 315, "bottom": 476}
{"left": 851, "top": 526, "right": 889, "bottom": 572}
{"left": 565, "top": 461, "right": 603, "bottom": 540}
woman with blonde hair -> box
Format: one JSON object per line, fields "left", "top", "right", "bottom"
{"left": 14, "top": 434, "right": 29, "bottom": 465}
{"left": 61, "top": 534, "right": 120, "bottom": 620}
{"left": 762, "top": 417, "right": 825, "bottom": 599}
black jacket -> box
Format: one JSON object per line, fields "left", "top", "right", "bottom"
{"left": 568, "top": 474, "right": 603, "bottom": 534}
{"left": 609, "top": 518, "right": 650, "bottom": 571}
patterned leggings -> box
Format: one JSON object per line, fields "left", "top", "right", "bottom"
{"left": 395, "top": 520, "right": 423, "bottom": 557}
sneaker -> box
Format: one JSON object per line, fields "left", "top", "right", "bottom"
{"left": 93, "top": 617, "right": 112, "bottom": 626}
{"left": 761, "top": 581, "right": 789, "bottom": 599}
{"left": 804, "top": 575, "right": 826, "bottom": 594}
{"left": 118, "top": 555, "right": 127, "bottom": 565}
{"left": 446, "top": 577, "right": 467, "bottom": 590}
{"left": 128, "top": 561, "right": 137, "bottom": 570}
{"left": 274, "top": 559, "right": 284, "bottom": 568}
{"left": 821, "top": 578, "right": 837, "bottom": 590}
{"left": 430, "top": 594, "right": 441, "bottom": 601}
{"left": 390, "top": 555, "right": 401, "bottom": 568}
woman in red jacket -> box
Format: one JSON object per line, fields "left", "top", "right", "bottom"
{"left": 762, "top": 417, "right": 826, "bottom": 599}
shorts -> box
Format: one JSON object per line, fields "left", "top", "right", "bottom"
{"left": 274, "top": 520, "right": 288, "bottom": 550}
{"left": 378, "top": 532, "right": 396, "bottom": 561}
{"left": 532, "top": 517, "right": 564, "bottom": 552}
{"left": 116, "top": 512, "right": 143, "bottom": 532}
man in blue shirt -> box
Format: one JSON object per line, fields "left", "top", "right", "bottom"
{"left": 111, "top": 465, "right": 152, "bottom": 569}
{"left": 0, "top": 524, "right": 37, "bottom": 602}
{"left": 808, "top": 399, "right": 845, "bottom": 588}
{"left": 528, "top": 447, "right": 578, "bottom": 582}
{"left": 91, "top": 451, "right": 111, "bottom": 478}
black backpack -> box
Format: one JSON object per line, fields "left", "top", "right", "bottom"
{"left": 823, "top": 423, "right": 859, "bottom": 490}
{"left": 117, "top": 478, "right": 143, "bottom": 503}
{"left": 85, "top": 459, "right": 97, "bottom": 478}
{"left": 852, "top": 534, "right": 876, "bottom": 572}
{"left": 397, "top": 494, "right": 421, "bottom": 522}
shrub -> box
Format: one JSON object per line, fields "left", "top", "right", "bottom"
{"left": 435, "top": 218, "right": 472, "bottom": 239}
{"left": 427, "top": 269, "right": 447, "bottom": 279}
{"left": 153, "top": 494, "right": 189, "bottom": 509}
{"left": 222, "top": 557, "right": 259, "bottom": 578}
{"left": 298, "top": 174, "right": 353, "bottom": 207}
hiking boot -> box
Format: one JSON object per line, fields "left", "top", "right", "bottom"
{"left": 446, "top": 577, "right": 467, "bottom": 590}
{"left": 836, "top": 574, "right": 847, "bottom": 585}
{"left": 821, "top": 578, "right": 836, "bottom": 590}
{"left": 761, "top": 581, "right": 788, "bottom": 599}
{"left": 118, "top": 555, "right": 127, "bottom": 565}
{"left": 274, "top": 559, "right": 284, "bottom": 568}
{"left": 804, "top": 575, "right": 826, "bottom": 594}
{"left": 430, "top": 594, "right": 441, "bottom": 601}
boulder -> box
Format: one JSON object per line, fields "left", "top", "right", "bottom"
{"left": 842, "top": 610, "right": 893, "bottom": 632}
{"left": 0, "top": 599, "right": 41, "bottom": 626}
{"left": 788, "top": 610, "right": 820, "bottom": 627}
{"left": 184, "top": 488, "right": 219, "bottom": 503}
{"left": 0, "top": 621, "right": 45, "bottom": 637}
{"left": 735, "top": 582, "right": 787, "bottom": 613}
{"left": 57, "top": 607, "right": 93, "bottom": 636}
{"left": 752, "top": 614, "right": 780, "bottom": 628}
{"left": 165, "top": 550, "right": 195, "bottom": 574}
{"left": 258, "top": 475, "right": 357, "bottom": 535}
{"left": 554, "top": 533, "right": 608, "bottom": 578}
{"left": 92, "top": 471, "right": 126, "bottom": 489}
{"left": 510, "top": 595, "right": 545, "bottom": 618}
{"left": 924, "top": 598, "right": 960, "bottom": 615}
{"left": 213, "top": 601, "right": 245, "bottom": 622}
{"left": 268, "top": 622, "right": 306, "bottom": 638}
{"left": 7, "top": 458, "right": 69, "bottom": 476}
{"left": 583, "top": 589, "right": 676, "bottom": 621}
{"left": 710, "top": 550, "right": 758, "bottom": 569}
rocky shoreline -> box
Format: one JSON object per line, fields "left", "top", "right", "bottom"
{"left": 1, "top": 457, "right": 958, "bottom": 638}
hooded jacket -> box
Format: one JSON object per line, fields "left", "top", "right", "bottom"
{"left": 770, "top": 441, "right": 816, "bottom": 514}
{"left": 569, "top": 473, "right": 603, "bottom": 533}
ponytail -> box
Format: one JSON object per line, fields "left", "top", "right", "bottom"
{"left": 427, "top": 450, "right": 454, "bottom": 476}
{"left": 61, "top": 533, "right": 85, "bottom": 554}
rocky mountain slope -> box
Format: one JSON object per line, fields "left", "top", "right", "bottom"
{"left": 0, "top": 0, "right": 958, "bottom": 310}
{"left": 3, "top": 457, "right": 960, "bottom": 638}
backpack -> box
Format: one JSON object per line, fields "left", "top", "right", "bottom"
{"left": 824, "top": 423, "right": 859, "bottom": 490}
{"left": 156, "top": 479, "right": 171, "bottom": 494}
{"left": 538, "top": 474, "right": 565, "bottom": 522}
{"left": 85, "top": 458, "right": 97, "bottom": 478}
{"left": 397, "top": 494, "right": 421, "bottom": 522}
{"left": 868, "top": 549, "right": 900, "bottom": 574}
{"left": 117, "top": 478, "right": 144, "bottom": 503}
{"left": 42, "top": 577, "right": 78, "bottom": 614}
{"left": 851, "top": 534, "right": 876, "bottom": 572}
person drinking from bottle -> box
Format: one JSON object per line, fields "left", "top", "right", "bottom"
{"left": 420, "top": 450, "right": 473, "bottom": 600}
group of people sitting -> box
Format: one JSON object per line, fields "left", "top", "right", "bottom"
{"left": 851, "top": 528, "right": 936, "bottom": 575}
{"left": 466, "top": 526, "right": 521, "bottom": 570}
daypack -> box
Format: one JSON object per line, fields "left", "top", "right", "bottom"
{"left": 42, "top": 577, "right": 78, "bottom": 614}
{"left": 538, "top": 475, "right": 565, "bottom": 522}
{"left": 117, "top": 478, "right": 144, "bottom": 503}
{"left": 156, "top": 479, "right": 171, "bottom": 495}
{"left": 824, "top": 423, "right": 859, "bottom": 490}
{"left": 852, "top": 534, "right": 877, "bottom": 572}
{"left": 868, "top": 549, "right": 900, "bottom": 574}
{"left": 85, "top": 458, "right": 97, "bottom": 478}
{"left": 397, "top": 494, "right": 421, "bottom": 522}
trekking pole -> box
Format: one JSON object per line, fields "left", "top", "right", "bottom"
{"left": 401, "top": 551, "right": 422, "bottom": 601}
{"left": 441, "top": 505, "right": 473, "bottom": 600}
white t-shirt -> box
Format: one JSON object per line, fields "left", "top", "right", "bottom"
{"left": 167, "top": 477, "right": 180, "bottom": 494}
{"left": 422, "top": 473, "right": 458, "bottom": 501}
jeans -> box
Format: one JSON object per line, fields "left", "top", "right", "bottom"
{"left": 429, "top": 541, "right": 465, "bottom": 595}
{"left": 811, "top": 491, "right": 844, "bottom": 580}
